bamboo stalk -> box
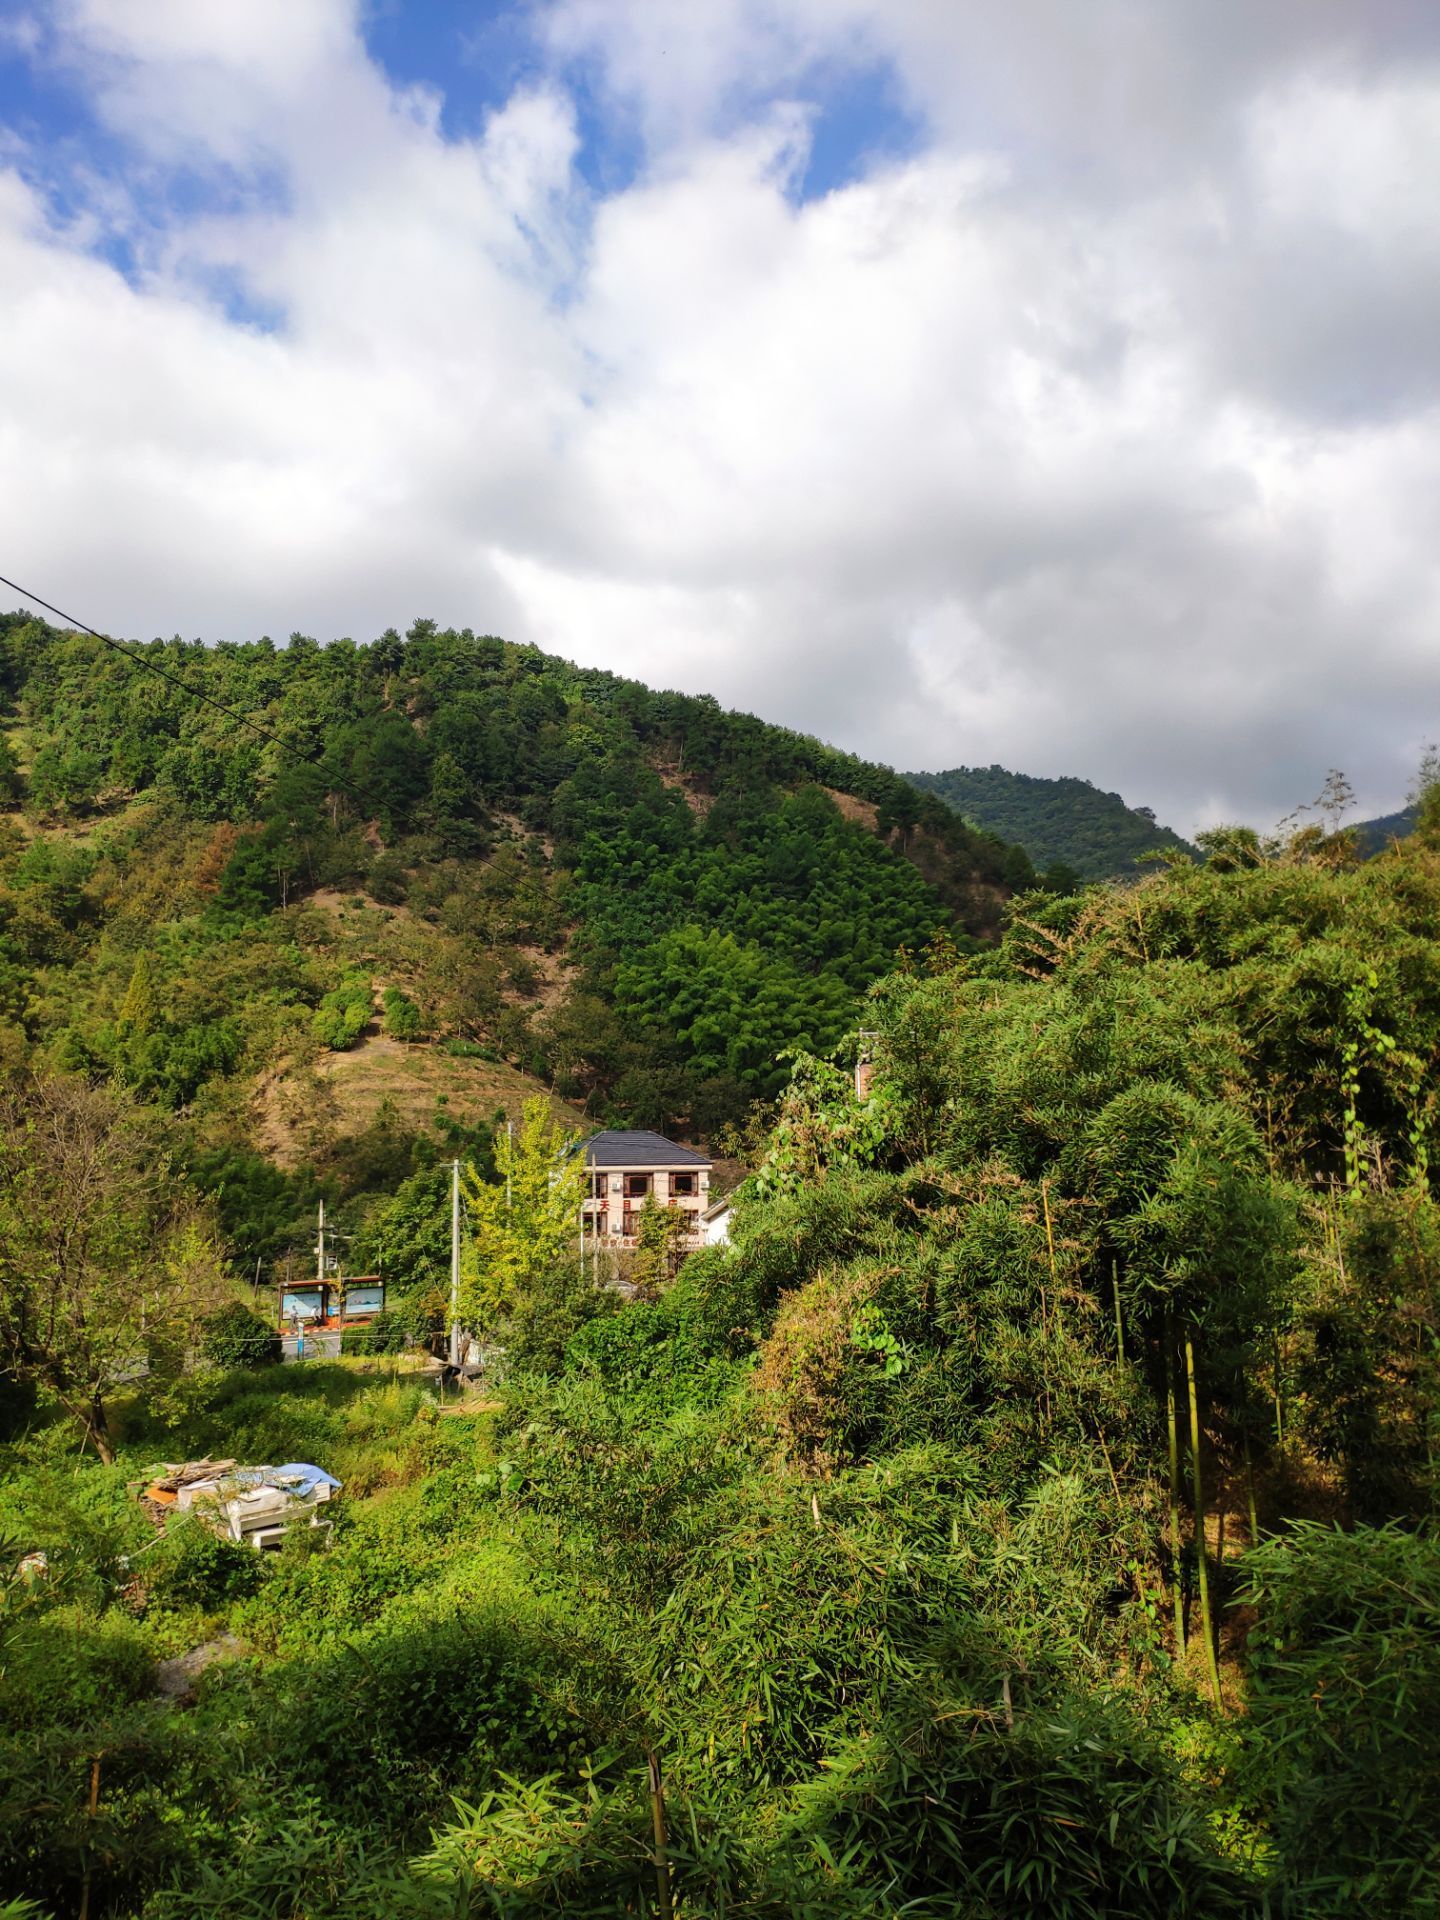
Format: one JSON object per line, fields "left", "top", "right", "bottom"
{"left": 1038, "top": 1179, "right": 1057, "bottom": 1428}
{"left": 1244, "top": 1432, "right": 1260, "bottom": 1545}
{"left": 1111, "top": 1260, "right": 1125, "bottom": 1363}
{"left": 1166, "top": 1320, "right": 1186, "bottom": 1653}
{"left": 1042, "top": 1178, "right": 1066, "bottom": 1339}
{"left": 78, "top": 1754, "right": 102, "bottom": 1920}
{"left": 646, "top": 1749, "right": 673, "bottom": 1920}
{"left": 1185, "top": 1329, "right": 1224, "bottom": 1709}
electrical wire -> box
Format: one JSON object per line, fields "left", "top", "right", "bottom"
{"left": 0, "top": 570, "right": 371, "bottom": 807}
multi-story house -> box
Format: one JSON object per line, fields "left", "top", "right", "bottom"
{"left": 581, "top": 1129, "right": 712, "bottom": 1248}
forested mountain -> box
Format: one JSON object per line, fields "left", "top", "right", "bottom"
{"left": 5, "top": 800, "right": 1439, "bottom": 1916}
{"left": 1355, "top": 804, "right": 1416, "bottom": 856}
{"left": 907, "top": 762, "right": 1195, "bottom": 879}
{"left": 0, "top": 610, "right": 1036, "bottom": 1264}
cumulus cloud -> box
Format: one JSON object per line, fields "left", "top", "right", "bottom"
{"left": 1, "top": 0, "right": 1438, "bottom": 831}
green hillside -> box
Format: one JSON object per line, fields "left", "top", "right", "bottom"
{"left": 1355, "top": 805, "right": 1416, "bottom": 856}
{"left": 0, "top": 613, "right": 1036, "bottom": 1227}
{"left": 907, "top": 762, "right": 1194, "bottom": 879}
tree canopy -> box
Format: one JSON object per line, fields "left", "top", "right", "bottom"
{"left": 0, "top": 1073, "right": 226, "bottom": 1457}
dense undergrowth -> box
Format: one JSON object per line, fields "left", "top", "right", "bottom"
{"left": 4, "top": 818, "right": 1440, "bottom": 1915}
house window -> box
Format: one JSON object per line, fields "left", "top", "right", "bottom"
{"left": 671, "top": 1172, "right": 696, "bottom": 1196}
{"left": 622, "top": 1211, "right": 640, "bottom": 1239}
{"left": 590, "top": 1173, "right": 607, "bottom": 1200}
{"left": 624, "top": 1172, "right": 651, "bottom": 1200}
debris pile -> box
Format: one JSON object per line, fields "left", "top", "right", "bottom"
{"left": 139, "top": 1459, "right": 341, "bottom": 1548}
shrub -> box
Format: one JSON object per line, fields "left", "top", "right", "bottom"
{"left": 753, "top": 1261, "right": 896, "bottom": 1469}
{"left": 0, "top": 1456, "right": 152, "bottom": 1605}
{"left": 502, "top": 1261, "right": 617, "bottom": 1376}
{"left": 0, "top": 1706, "right": 211, "bottom": 1919}
{"left": 149, "top": 1520, "right": 265, "bottom": 1609}
{"left": 367, "top": 853, "right": 411, "bottom": 905}
{"left": 420, "top": 1771, "right": 673, "bottom": 1918}
{"left": 251, "top": 1608, "right": 579, "bottom": 1827}
{"left": 313, "top": 971, "right": 372, "bottom": 1050}
{"left": 341, "top": 1310, "right": 407, "bottom": 1357}
{"left": 0, "top": 1602, "right": 155, "bottom": 1733}
{"left": 1241, "top": 1523, "right": 1440, "bottom": 1915}
{"left": 239, "top": 1507, "right": 434, "bottom": 1654}
{"left": 790, "top": 1688, "right": 1259, "bottom": 1918}
{"left": 382, "top": 986, "right": 425, "bottom": 1041}
{"left": 201, "top": 1301, "right": 281, "bottom": 1370}
{"left": 144, "top": 1799, "right": 451, "bottom": 1919}
{"left": 565, "top": 1297, "right": 744, "bottom": 1416}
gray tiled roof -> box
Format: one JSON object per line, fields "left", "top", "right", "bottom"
{"left": 582, "top": 1129, "right": 710, "bottom": 1168}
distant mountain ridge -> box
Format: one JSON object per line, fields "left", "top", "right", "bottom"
{"left": 905, "top": 764, "right": 1195, "bottom": 881}
{"left": 1354, "top": 807, "right": 1416, "bottom": 857}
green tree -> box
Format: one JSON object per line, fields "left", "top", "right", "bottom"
{"left": 381, "top": 986, "right": 424, "bottom": 1042}
{"left": 116, "top": 951, "right": 158, "bottom": 1037}
{"left": 313, "top": 971, "right": 373, "bottom": 1049}
{"left": 459, "top": 1098, "right": 585, "bottom": 1327}
{"left": 0, "top": 733, "right": 21, "bottom": 803}
{"left": 0, "top": 1073, "right": 227, "bottom": 1458}
{"left": 200, "top": 1301, "right": 281, "bottom": 1369}
{"left": 1410, "top": 744, "right": 1440, "bottom": 846}
{"left": 629, "top": 1194, "right": 692, "bottom": 1297}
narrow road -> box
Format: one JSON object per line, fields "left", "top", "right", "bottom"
{"left": 281, "top": 1329, "right": 342, "bottom": 1363}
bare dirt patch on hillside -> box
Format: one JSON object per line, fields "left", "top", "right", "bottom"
{"left": 654, "top": 763, "right": 716, "bottom": 819}
{"left": 306, "top": 885, "right": 415, "bottom": 924}
{"left": 508, "top": 943, "right": 571, "bottom": 1014}
{"left": 821, "top": 787, "right": 879, "bottom": 831}
{"left": 256, "top": 1033, "right": 588, "bottom": 1168}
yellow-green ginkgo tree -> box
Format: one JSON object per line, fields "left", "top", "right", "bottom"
{"left": 460, "top": 1098, "right": 587, "bottom": 1328}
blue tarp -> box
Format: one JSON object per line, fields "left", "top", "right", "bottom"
{"left": 224, "top": 1462, "right": 342, "bottom": 1500}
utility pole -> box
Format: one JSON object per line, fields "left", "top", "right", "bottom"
{"left": 316, "top": 1198, "right": 325, "bottom": 1287}
{"left": 448, "top": 1158, "right": 461, "bottom": 1368}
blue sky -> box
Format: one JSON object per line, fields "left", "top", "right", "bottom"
{"left": 0, "top": 1, "right": 1437, "bottom": 831}
{"left": 368, "top": 0, "right": 920, "bottom": 199}
{"left": 0, "top": 0, "right": 923, "bottom": 344}
{"left": 0, "top": 1, "right": 921, "bottom": 250}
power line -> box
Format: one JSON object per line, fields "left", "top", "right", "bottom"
{"left": 0, "top": 570, "right": 368, "bottom": 806}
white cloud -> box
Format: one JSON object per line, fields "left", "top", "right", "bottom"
{"left": 1, "top": 0, "right": 1438, "bottom": 832}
